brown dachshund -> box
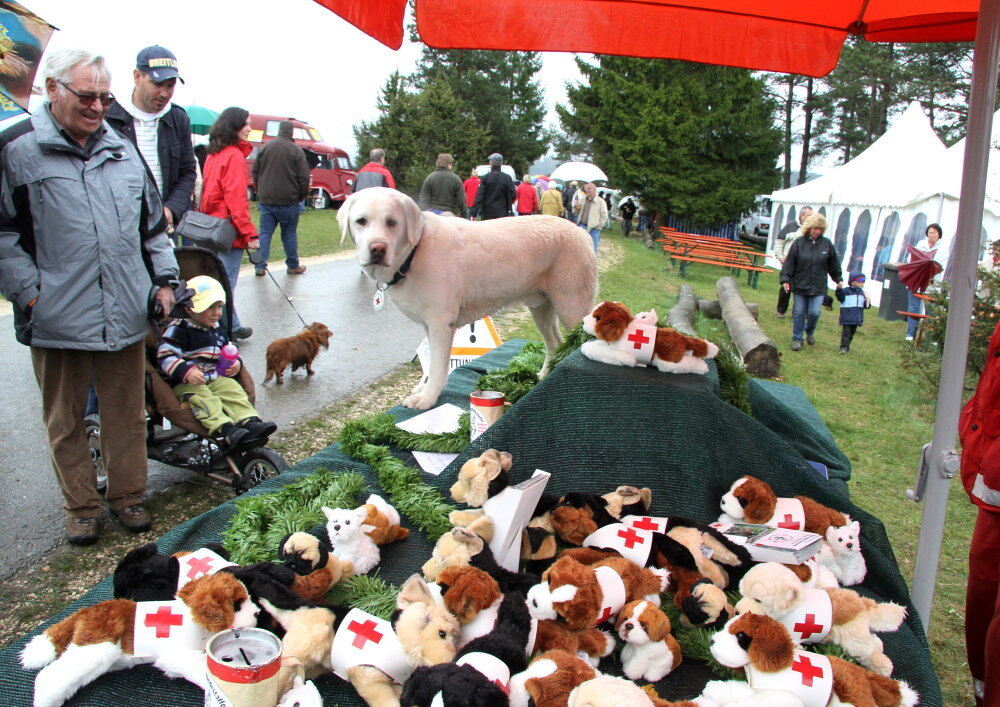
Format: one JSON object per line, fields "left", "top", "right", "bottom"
{"left": 264, "top": 322, "right": 332, "bottom": 384}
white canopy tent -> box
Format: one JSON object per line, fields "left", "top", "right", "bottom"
{"left": 767, "top": 102, "right": 1000, "bottom": 306}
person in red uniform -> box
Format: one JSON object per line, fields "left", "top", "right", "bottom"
{"left": 962, "top": 317, "right": 1000, "bottom": 706}
{"left": 463, "top": 168, "right": 480, "bottom": 219}
{"left": 516, "top": 174, "right": 539, "bottom": 216}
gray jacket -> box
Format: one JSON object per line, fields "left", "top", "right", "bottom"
{"left": 0, "top": 108, "right": 178, "bottom": 349}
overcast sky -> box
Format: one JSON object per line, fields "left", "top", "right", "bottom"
{"left": 23, "top": 0, "right": 582, "bottom": 158}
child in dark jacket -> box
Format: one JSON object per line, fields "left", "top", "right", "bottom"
{"left": 157, "top": 276, "right": 276, "bottom": 449}
{"left": 835, "top": 272, "right": 871, "bottom": 353}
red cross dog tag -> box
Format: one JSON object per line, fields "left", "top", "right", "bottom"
{"left": 584, "top": 522, "right": 653, "bottom": 567}
{"left": 608, "top": 322, "right": 657, "bottom": 365}
{"left": 330, "top": 608, "right": 412, "bottom": 685}
{"left": 456, "top": 652, "right": 511, "bottom": 696}
{"left": 627, "top": 329, "right": 650, "bottom": 349}
{"left": 617, "top": 526, "right": 645, "bottom": 549}
{"left": 591, "top": 565, "right": 627, "bottom": 626}
{"left": 133, "top": 600, "right": 210, "bottom": 658}
{"left": 767, "top": 498, "right": 805, "bottom": 531}
{"left": 176, "top": 548, "right": 236, "bottom": 590}
{"left": 622, "top": 514, "right": 669, "bottom": 533}
{"left": 777, "top": 587, "right": 832, "bottom": 644}
{"left": 746, "top": 649, "right": 833, "bottom": 707}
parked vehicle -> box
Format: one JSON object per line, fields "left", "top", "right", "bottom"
{"left": 739, "top": 197, "right": 772, "bottom": 244}
{"left": 245, "top": 114, "right": 356, "bottom": 209}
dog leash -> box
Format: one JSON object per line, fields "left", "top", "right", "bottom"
{"left": 260, "top": 266, "right": 309, "bottom": 327}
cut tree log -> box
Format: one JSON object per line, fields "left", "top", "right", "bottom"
{"left": 698, "top": 299, "right": 760, "bottom": 321}
{"left": 668, "top": 284, "right": 699, "bottom": 337}
{"left": 717, "top": 276, "right": 780, "bottom": 377}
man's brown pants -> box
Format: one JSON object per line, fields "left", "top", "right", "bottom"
{"left": 31, "top": 342, "right": 147, "bottom": 518}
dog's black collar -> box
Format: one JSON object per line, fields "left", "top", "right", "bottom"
{"left": 382, "top": 243, "right": 418, "bottom": 288}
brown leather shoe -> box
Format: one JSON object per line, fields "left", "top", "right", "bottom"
{"left": 66, "top": 516, "right": 99, "bottom": 546}
{"left": 286, "top": 265, "right": 306, "bottom": 274}
{"left": 113, "top": 504, "right": 153, "bottom": 533}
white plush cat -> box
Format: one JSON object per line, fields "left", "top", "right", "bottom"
{"left": 322, "top": 506, "right": 380, "bottom": 575}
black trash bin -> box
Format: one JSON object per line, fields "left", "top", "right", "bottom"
{"left": 879, "top": 263, "right": 910, "bottom": 322}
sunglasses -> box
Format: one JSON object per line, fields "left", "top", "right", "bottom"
{"left": 57, "top": 80, "right": 115, "bottom": 108}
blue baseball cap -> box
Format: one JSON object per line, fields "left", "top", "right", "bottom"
{"left": 849, "top": 272, "right": 865, "bottom": 284}
{"left": 136, "top": 46, "right": 184, "bottom": 84}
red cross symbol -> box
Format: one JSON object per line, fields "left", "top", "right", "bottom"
{"left": 617, "top": 527, "right": 646, "bottom": 549}
{"left": 631, "top": 517, "right": 660, "bottom": 531}
{"left": 185, "top": 555, "right": 215, "bottom": 580}
{"left": 144, "top": 605, "right": 185, "bottom": 638}
{"left": 596, "top": 605, "right": 614, "bottom": 624}
{"left": 627, "top": 329, "right": 651, "bottom": 350}
{"left": 493, "top": 679, "right": 510, "bottom": 695}
{"left": 347, "top": 619, "right": 384, "bottom": 649}
{"left": 792, "top": 655, "right": 823, "bottom": 687}
{"left": 777, "top": 514, "right": 801, "bottom": 530}
{"left": 793, "top": 613, "right": 824, "bottom": 640}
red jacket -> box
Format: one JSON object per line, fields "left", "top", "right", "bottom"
{"left": 961, "top": 319, "right": 1000, "bottom": 512}
{"left": 200, "top": 141, "right": 257, "bottom": 248}
{"left": 516, "top": 181, "right": 539, "bottom": 214}
{"left": 463, "top": 176, "right": 480, "bottom": 208}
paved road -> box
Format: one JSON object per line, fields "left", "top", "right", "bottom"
{"left": 0, "top": 255, "right": 424, "bottom": 576}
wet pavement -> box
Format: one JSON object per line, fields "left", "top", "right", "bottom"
{"left": 0, "top": 254, "right": 424, "bottom": 576}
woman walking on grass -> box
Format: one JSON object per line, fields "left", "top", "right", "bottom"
{"left": 779, "top": 213, "right": 843, "bottom": 351}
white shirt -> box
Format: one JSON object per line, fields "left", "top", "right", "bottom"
{"left": 122, "top": 99, "right": 171, "bottom": 195}
{"left": 914, "top": 237, "right": 946, "bottom": 267}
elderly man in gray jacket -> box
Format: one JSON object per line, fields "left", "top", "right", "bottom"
{"left": 0, "top": 50, "right": 179, "bottom": 545}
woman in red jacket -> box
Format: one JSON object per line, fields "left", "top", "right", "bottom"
{"left": 200, "top": 107, "right": 258, "bottom": 340}
{"left": 963, "top": 318, "right": 1000, "bottom": 706}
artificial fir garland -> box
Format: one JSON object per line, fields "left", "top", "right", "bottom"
{"left": 222, "top": 469, "right": 365, "bottom": 564}
{"left": 476, "top": 324, "right": 592, "bottom": 403}
{"left": 333, "top": 574, "right": 401, "bottom": 620}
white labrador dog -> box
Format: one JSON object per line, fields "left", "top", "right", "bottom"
{"left": 338, "top": 188, "right": 597, "bottom": 409}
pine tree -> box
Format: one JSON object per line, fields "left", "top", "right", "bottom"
{"left": 559, "top": 57, "right": 781, "bottom": 228}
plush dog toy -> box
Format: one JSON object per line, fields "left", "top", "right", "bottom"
{"left": 264, "top": 573, "right": 460, "bottom": 705}
{"left": 581, "top": 300, "right": 719, "bottom": 374}
{"left": 508, "top": 649, "right": 597, "bottom": 707}
{"left": 736, "top": 562, "right": 906, "bottom": 675}
{"left": 278, "top": 532, "right": 353, "bottom": 601}
{"left": 616, "top": 599, "right": 682, "bottom": 682}
{"left": 602, "top": 485, "right": 653, "bottom": 519}
{"left": 567, "top": 674, "right": 699, "bottom": 706}
{"left": 818, "top": 520, "right": 867, "bottom": 586}
{"left": 711, "top": 613, "right": 918, "bottom": 706}
{"left": 719, "top": 476, "right": 848, "bottom": 536}
{"left": 528, "top": 554, "right": 668, "bottom": 631}
{"left": 323, "top": 505, "right": 380, "bottom": 575}
{"left": 784, "top": 559, "right": 839, "bottom": 590}
{"left": 362, "top": 493, "right": 410, "bottom": 545}
{"left": 423, "top": 526, "right": 539, "bottom": 596}
{"left": 21, "top": 573, "right": 259, "bottom": 707}
{"left": 450, "top": 448, "right": 513, "bottom": 507}
{"left": 112, "top": 542, "right": 234, "bottom": 601}
{"left": 401, "top": 590, "right": 534, "bottom": 706}
{"left": 551, "top": 492, "right": 621, "bottom": 545}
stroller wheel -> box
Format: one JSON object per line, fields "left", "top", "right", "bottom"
{"left": 233, "top": 447, "right": 287, "bottom": 493}
{"left": 84, "top": 415, "right": 107, "bottom": 494}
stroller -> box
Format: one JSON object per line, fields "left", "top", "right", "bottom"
{"left": 86, "top": 246, "right": 287, "bottom": 493}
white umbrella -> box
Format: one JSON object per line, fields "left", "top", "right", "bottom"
{"left": 549, "top": 161, "right": 608, "bottom": 184}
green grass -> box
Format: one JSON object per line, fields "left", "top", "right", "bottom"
{"left": 248, "top": 205, "right": 353, "bottom": 264}
{"left": 504, "top": 228, "right": 972, "bottom": 705}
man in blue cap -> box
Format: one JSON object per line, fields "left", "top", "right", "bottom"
{"left": 106, "top": 46, "right": 196, "bottom": 235}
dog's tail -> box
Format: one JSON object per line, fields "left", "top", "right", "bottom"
{"left": 263, "top": 349, "right": 278, "bottom": 383}
{"left": 679, "top": 333, "right": 719, "bottom": 360}
{"left": 863, "top": 598, "right": 907, "bottom": 632}
{"left": 865, "top": 671, "right": 918, "bottom": 707}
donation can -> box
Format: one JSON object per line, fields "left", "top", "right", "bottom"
{"left": 205, "top": 628, "right": 283, "bottom": 707}
{"left": 470, "top": 390, "right": 505, "bottom": 440}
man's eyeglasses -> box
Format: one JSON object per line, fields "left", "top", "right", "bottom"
{"left": 57, "top": 80, "right": 114, "bottom": 108}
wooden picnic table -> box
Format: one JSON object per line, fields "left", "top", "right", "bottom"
{"left": 657, "top": 230, "right": 768, "bottom": 287}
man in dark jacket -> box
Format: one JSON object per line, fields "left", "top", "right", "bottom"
{"left": 418, "top": 153, "right": 467, "bottom": 217}
{"left": 352, "top": 147, "right": 396, "bottom": 192}
{"left": 563, "top": 181, "right": 579, "bottom": 220}
{"left": 473, "top": 153, "right": 515, "bottom": 220}
{"left": 779, "top": 212, "right": 843, "bottom": 351}
{"left": 620, "top": 197, "right": 636, "bottom": 236}
{"left": 252, "top": 121, "right": 311, "bottom": 275}
{"left": 105, "top": 46, "right": 196, "bottom": 233}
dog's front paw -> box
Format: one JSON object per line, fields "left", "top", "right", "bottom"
{"left": 403, "top": 391, "right": 438, "bottom": 410}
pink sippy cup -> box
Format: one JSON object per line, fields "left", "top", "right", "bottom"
{"left": 217, "top": 343, "right": 239, "bottom": 375}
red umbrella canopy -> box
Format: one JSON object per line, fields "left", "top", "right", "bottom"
{"left": 899, "top": 245, "right": 945, "bottom": 294}
{"left": 312, "top": 0, "right": 978, "bottom": 76}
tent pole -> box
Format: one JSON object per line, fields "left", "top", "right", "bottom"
{"left": 911, "top": 0, "right": 1000, "bottom": 631}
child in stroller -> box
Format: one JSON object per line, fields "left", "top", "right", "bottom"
{"left": 87, "top": 247, "right": 286, "bottom": 493}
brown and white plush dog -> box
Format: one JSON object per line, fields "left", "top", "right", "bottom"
{"left": 361, "top": 493, "right": 410, "bottom": 545}
{"left": 339, "top": 187, "right": 597, "bottom": 410}
{"left": 710, "top": 613, "right": 918, "bottom": 707}
{"left": 509, "top": 650, "right": 597, "bottom": 707}
{"left": 719, "top": 475, "right": 849, "bottom": 536}
{"left": 616, "top": 600, "right": 682, "bottom": 682}
{"left": 527, "top": 555, "right": 669, "bottom": 631}
{"left": 736, "top": 562, "right": 907, "bottom": 676}
{"left": 568, "top": 674, "right": 699, "bottom": 707}
{"left": 21, "top": 572, "right": 259, "bottom": 707}
{"left": 278, "top": 532, "right": 354, "bottom": 601}
{"left": 264, "top": 321, "right": 332, "bottom": 384}
{"left": 581, "top": 301, "right": 719, "bottom": 374}
{"left": 602, "top": 485, "right": 653, "bottom": 519}
{"left": 449, "top": 448, "right": 513, "bottom": 507}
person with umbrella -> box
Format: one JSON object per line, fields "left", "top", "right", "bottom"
{"left": 779, "top": 212, "right": 843, "bottom": 351}
{"left": 903, "top": 223, "right": 946, "bottom": 341}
